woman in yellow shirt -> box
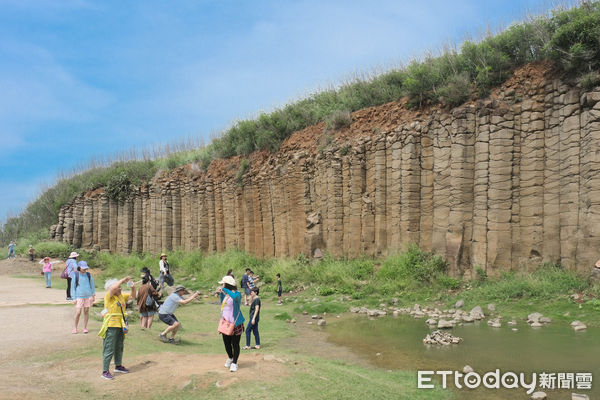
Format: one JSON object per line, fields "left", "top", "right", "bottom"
{"left": 100, "top": 276, "right": 136, "bottom": 380}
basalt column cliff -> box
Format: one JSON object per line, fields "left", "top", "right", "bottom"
{"left": 52, "top": 65, "right": 600, "bottom": 276}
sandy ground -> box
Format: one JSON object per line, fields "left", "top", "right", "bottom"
{"left": 0, "top": 258, "right": 297, "bottom": 400}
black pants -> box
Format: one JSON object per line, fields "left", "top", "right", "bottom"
{"left": 222, "top": 334, "right": 241, "bottom": 363}
{"left": 66, "top": 277, "right": 72, "bottom": 299}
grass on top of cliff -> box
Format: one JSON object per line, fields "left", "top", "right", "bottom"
{"left": 34, "top": 243, "right": 598, "bottom": 325}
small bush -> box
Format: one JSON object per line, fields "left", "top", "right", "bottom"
{"left": 325, "top": 110, "right": 352, "bottom": 131}
{"left": 579, "top": 71, "right": 600, "bottom": 90}
{"left": 438, "top": 72, "right": 472, "bottom": 107}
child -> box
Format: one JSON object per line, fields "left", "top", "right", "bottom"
{"left": 243, "top": 287, "right": 261, "bottom": 349}
{"left": 276, "top": 273, "right": 283, "bottom": 305}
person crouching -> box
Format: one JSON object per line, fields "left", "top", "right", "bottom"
{"left": 157, "top": 285, "right": 199, "bottom": 344}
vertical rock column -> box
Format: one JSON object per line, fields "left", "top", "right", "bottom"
{"left": 431, "top": 117, "right": 452, "bottom": 256}
{"left": 98, "top": 194, "right": 110, "bottom": 250}
{"left": 419, "top": 129, "right": 434, "bottom": 252}
{"left": 471, "top": 109, "right": 490, "bottom": 271}
{"left": 326, "top": 156, "right": 344, "bottom": 257}
{"left": 542, "top": 80, "right": 563, "bottom": 264}
{"left": 518, "top": 98, "right": 546, "bottom": 269}
{"left": 82, "top": 197, "right": 94, "bottom": 248}
{"left": 374, "top": 138, "right": 387, "bottom": 255}
{"left": 400, "top": 131, "right": 421, "bottom": 246}
{"left": 348, "top": 147, "right": 365, "bottom": 258}
{"left": 386, "top": 137, "right": 402, "bottom": 251}
{"left": 73, "top": 196, "right": 84, "bottom": 249}
{"left": 558, "top": 87, "right": 581, "bottom": 268}
{"left": 486, "top": 107, "right": 515, "bottom": 275}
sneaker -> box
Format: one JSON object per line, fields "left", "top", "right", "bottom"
{"left": 159, "top": 334, "right": 169, "bottom": 343}
{"left": 101, "top": 371, "right": 114, "bottom": 380}
{"left": 66, "top": 297, "right": 73, "bottom": 301}
{"left": 114, "top": 365, "right": 130, "bottom": 374}
{"left": 169, "top": 338, "right": 180, "bottom": 345}
{"left": 229, "top": 363, "right": 238, "bottom": 372}
{"left": 224, "top": 358, "right": 233, "bottom": 368}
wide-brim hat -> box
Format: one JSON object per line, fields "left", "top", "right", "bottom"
{"left": 595, "top": 259, "right": 600, "bottom": 269}
{"left": 174, "top": 285, "right": 190, "bottom": 294}
{"left": 69, "top": 251, "right": 79, "bottom": 258}
{"left": 160, "top": 253, "right": 167, "bottom": 258}
{"left": 218, "top": 275, "right": 236, "bottom": 286}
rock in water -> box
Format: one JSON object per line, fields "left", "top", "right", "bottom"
{"left": 530, "top": 391, "right": 547, "bottom": 399}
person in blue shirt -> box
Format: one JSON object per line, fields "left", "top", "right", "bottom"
{"left": 65, "top": 251, "right": 79, "bottom": 300}
{"left": 241, "top": 268, "right": 250, "bottom": 305}
{"left": 71, "top": 261, "right": 95, "bottom": 334}
{"left": 7, "top": 241, "right": 16, "bottom": 259}
{"left": 158, "top": 285, "right": 199, "bottom": 344}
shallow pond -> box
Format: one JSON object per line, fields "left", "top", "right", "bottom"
{"left": 327, "top": 314, "right": 598, "bottom": 399}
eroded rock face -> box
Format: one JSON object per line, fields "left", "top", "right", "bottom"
{"left": 51, "top": 69, "right": 600, "bottom": 276}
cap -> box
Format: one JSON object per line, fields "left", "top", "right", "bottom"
{"left": 78, "top": 261, "right": 89, "bottom": 269}
{"left": 174, "top": 285, "right": 190, "bottom": 294}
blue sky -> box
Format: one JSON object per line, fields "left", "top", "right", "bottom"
{"left": 0, "top": 0, "right": 554, "bottom": 222}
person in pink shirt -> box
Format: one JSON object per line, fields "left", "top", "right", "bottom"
{"left": 39, "top": 256, "right": 61, "bottom": 288}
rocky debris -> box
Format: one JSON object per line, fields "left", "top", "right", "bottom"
{"left": 530, "top": 392, "right": 547, "bottom": 400}
{"left": 302, "top": 311, "right": 308, "bottom": 315}
{"left": 423, "top": 330, "right": 462, "bottom": 345}
{"left": 462, "top": 365, "right": 474, "bottom": 374}
{"left": 507, "top": 320, "right": 517, "bottom": 326}
{"left": 437, "top": 319, "right": 455, "bottom": 329}
{"left": 527, "top": 312, "right": 551, "bottom": 327}
{"left": 317, "top": 319, "right": 326, "bottom": 326}
{"left": 469, "top": 306, "right": 485, "bottom": 320}
{"left": 571, "top": 321, "right": 587, "bottom": 331}
{"left": 391, "top": 298, "right": 399, "bottom": 305}
{"left": 349, "top": 307, "right": 360, "bottom": 313}
{"left": 487, "top": 304, "right": 496, "bottom": 312}
{"left": 487, "top": 318, "right": 501, "bottom": 328}
{"left": 426, "top": 318, "right": 437, "bottom": 326}
{"left": 311, "top": 315, "right": 322, "bottom": 320}
{"left": 455, "top": 299, "right": 464, "bottom": 309}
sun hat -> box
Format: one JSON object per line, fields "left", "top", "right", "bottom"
{"left": 595, "top": 259, "right": 600, "bottom": 269}
{"left": 219, "top": 276, "right": 236, "bottom": 286}
{"left": 174, "top": 284, "right": 190, "bottom": 294}
{"left": 69, "top": 251, "right": 79, "bottom": 258}
{"left": 104, "top": 278, "right": 119, "bottom": 290}
{"left": 160, "top": 253, "right": 167, "bottom": 258}
{"left": 77, "top": 261, "right": 89, "bottom": 269}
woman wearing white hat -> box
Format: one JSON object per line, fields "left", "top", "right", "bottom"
{"left": 217, "top": 275, "right": 245, "bottom": 372}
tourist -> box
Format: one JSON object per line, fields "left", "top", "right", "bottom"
{"left": 217, "top": 275, "right": 245, "bottom": 372}
{"left": 98, "top": 276, "right": 136, "bottom": 380}
{"left": 157, "top": 284, "right": 199, "bottom": 344}
{"left": 241, "top": 268, "right": 250, "bottom": 306}
{"left": 276, "top": 273, "right": 283, "bottom": 305}
{"left": 243, "top": 287, "right": 261, "bottom": 350}
{"left": 64, "top": 251, "right": 79, "bottom": 300}
{"left": 28, "top": 245, "right": 34, "bottom": 262}
{"left": 72, "top": 261, "right": 95, "bottom": 334}
{"left": 137, "top": 268, "right": 161, "bottom": 329}
{"left": 158, "top": 253, "right": 173, "bottom": 289}
{"left": 39, "top": 256, "right": 60, "bottom": 288}
{"left": 7, "top": 241, "right": 16, "bottom": 260}
{"left": 248, "top": 270, "right": 259, "bottom": 290}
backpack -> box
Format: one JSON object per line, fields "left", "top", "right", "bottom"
{"left": 75, "top": 272, "right": 93, "bottom": 290}
{"left": 145, "top": 292, "right": 155, "bottom": 307}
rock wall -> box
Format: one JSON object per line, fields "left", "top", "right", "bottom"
{"left": 51, "top": 68, "right": 600, "bottom": 276}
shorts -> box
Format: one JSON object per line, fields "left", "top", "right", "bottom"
{"left": 244, "top": 288, "right": 251, "bottom": 295}
{"left": 159, "top": 313, "right": 178, "bottom": 326}
{"left": 141, "top": 311, "right": 156, "bottom": 317}
{"left": 74, "top": 297, "right": 94, "bottom": 308}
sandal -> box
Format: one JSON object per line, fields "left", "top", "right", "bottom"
{"left": 254, "top": 345, "right": 260, "bottom": 349}
{"left": 242, "top": 346, "right": 251, "bottom": 350}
